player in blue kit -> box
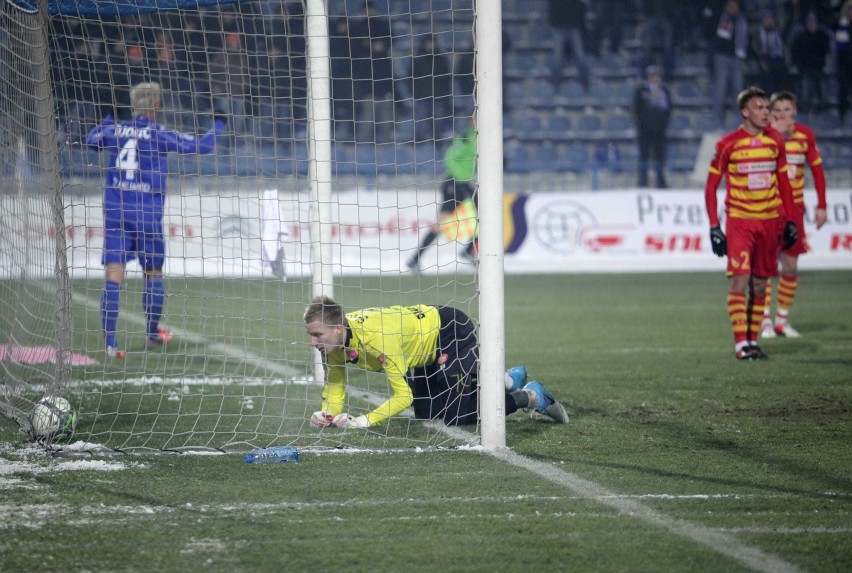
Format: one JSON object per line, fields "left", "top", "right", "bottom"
{"left": 86, "top": 82, "right": 225, "bottom": 357}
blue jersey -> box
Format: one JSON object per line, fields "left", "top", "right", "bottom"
{"left": 86, "top": 115, "right": 223, "bottom": 214}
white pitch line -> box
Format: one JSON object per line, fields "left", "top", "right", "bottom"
{"left": 493, "top": 448, "right": 805, "bottom": 573}
{"left": 72, "top": 289, "right": 803, "bottom": 573}
{"left": 433, "top": 423, "right": 804, "bottom": 573}
{"left": 70, "top": 290, "right": 300, "bottom": 378}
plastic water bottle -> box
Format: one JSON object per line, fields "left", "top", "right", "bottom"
{"left": 243, "top": 446, "right": 300, "bottom": 464}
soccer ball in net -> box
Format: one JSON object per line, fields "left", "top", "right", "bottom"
{"left": 30, "top": 397, "right": 76, "bottom": 440}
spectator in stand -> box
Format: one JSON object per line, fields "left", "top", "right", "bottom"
{"left": 782, "top": 0, "right": 833, "bottom": 42}
{"left": 710, "top": 0, "right": 750, "bottom": 126}
{"left": 208, "top": 32, "right": 251, "bottom": 144}
{"left": 631, "top": 66, "right": 672, "bottom": 189}
{"left": 703, "top": 86, "right": 799, "bottom": 361}
{"left": 547, "top": 0, "right": 590, "bottom": 91}
{"left": 753, "top": 10, "right": 790, "bottom": 97}
{"left": 276, "top": 1, "right": 308, "bottom": 131}
{"left": 588, "top": 0, "right": 626, "bottom": 56}
{"left": 455, "top": 29, "right": 511, "bottom": 114}
{"left": 410, "top": 34, "right": 453, "bottom": 142}
{"left": 790, "top": 12, "right": 831, "bottom": 114}
{"left": 49, "top": 16, "right": 101, "bottom": 129}
{"left": 329, "top": 16, "right": 355, "bottom": 140}
{"left": 149, "top": 31, "right": 194, "bottom": 120}
{"left": 350, "top": 1, "right": 396, "bottom": 143}
{"left": 639, "top": 0, "right": 676, "bottom": 81}
{"left": 760, "top": 90, "right": 828, "bottom": 339}
{"left": 834, "top": 0, "right": 852, "bottom": 124}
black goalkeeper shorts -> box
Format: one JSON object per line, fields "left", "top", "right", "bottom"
{"left": 407, "top": 306, "right": 479, "bottom": 426}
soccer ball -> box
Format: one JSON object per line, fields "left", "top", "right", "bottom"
{"left": 30, "top": 397, "right": 76, "bottom": 440}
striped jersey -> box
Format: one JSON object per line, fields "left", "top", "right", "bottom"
{"left": 707, "top": 126, "right": 790, "bottom": 220}
{"left": 322, "top": 305, "right": 441, "bottom": 426}
{"left": 781, "top": 123, "right": 825, "bottom": 207}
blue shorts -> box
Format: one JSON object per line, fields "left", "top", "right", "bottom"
{"left": 101, "top": 206, "right": 165, "bottom": 270}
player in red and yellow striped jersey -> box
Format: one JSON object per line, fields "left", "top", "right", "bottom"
{"left": 760, "top": 91, "right": 829, "bottom": 339}
{"left": 303, "top": 296, "right": 569, "bottom": 428}
{"left": 704, "top": 87, "right": 799, "bottom": 361}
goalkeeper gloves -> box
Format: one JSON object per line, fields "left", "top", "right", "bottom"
{"left": 310, "top": 410, "right": 335, "bottom": 428}
{"left": 311, "top": 411, "right": 370, "bottom": 429}
{"left": 332, "top": 413, "right": 370, "bottom": 429}
{"left": 709, "top": 226, "right": 727, "bottom": 257}
{"left": 782, "top": 220, "right": 798, "bottom": 250}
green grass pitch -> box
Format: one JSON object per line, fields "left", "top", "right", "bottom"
{"left": 1, "top": 271, "right": 850, "bottom": 572}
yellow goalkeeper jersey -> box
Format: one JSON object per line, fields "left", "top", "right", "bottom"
{"left": 321, "top": 305, "right": 442, "bottom": 426}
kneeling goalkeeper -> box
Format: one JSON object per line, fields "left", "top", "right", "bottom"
{"left": 304, "top": 295, "right": 569, "bottom": 428}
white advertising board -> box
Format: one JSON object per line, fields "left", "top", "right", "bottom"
{"left": 3, "top": 188, "right": 850, "bottom": 279}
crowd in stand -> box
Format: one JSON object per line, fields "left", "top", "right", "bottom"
{"left": 48, "top": 0, "right": 852, "bottom": 154}
{"left": 549, "top": 0, "right": 852, "bottom": 126}
{"left": 49, "top": 1, "right": 474, "bottom": 146}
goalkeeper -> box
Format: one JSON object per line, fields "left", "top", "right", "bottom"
{"left": 407, "top": 116, "right": 478, "bottom": 273}
{"left": 304, "top": 295, "right": 569, "bottom": 429}
{"left": 86, "top": 82, "right": 225, "bottom": 357}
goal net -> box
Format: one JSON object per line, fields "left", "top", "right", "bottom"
{"left": 0, "top": 0, "right": 491, "bottom": 452}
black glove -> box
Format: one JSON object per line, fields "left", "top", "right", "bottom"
{"left": 782, "top": 220, "right": 798, "bottom": 250}
{"left": 709, "top": 226, "right": 726, "bottom": 257}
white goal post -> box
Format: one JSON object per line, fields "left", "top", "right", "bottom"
{"left": 0, "top": 0, "right": 506, "bottom": 451}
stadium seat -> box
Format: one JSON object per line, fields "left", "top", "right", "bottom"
{"left": 673, "top": 82, "right": 707, "bottom": 106}
{"left": 588, "top": 82, "right": 616, "bottom": 105}
{"left": 557, "top": 142, "right": 589, "bottom": 173}
{"left": 524, "top": 143, "right": 560, "bottom": 172}
{"left": 504, "top": 140, "right": 530, "bottom": 173}
{"left": 505, "top": 81, "right": 528, "bottom": 109}
{"left": 604, "top": 113, "right": 633, "bottom": 134}
{"left": 556, "top": 80, "right": 587, "bottom": 108}
{"left": 510, "top": 112, "right": 543, "bottom": 137}
{"left": 575, "top": 114, "right": 604, "bottom": 138}
{"left": 526, "top": 79, "right": 557, "bottom": 107}
{"left": 669, "top": 112, "right": 693, "bottom": 133}
{"left": 412, "top": 142, "right": 437, "bottom": 176}
{"left": 542, "top": 115, "right": 573, "bottom": 141}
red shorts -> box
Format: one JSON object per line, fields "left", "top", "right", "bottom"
{"left": 781, "top": 205, "right": 810, "bottom": 257}
{"left": 725, "top": 217, "right": 784, "bottom": 278}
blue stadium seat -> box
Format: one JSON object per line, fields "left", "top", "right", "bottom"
{"left": 542, "top": 115, "right": 573, "bottom": 141}
{"left": 526, "top": 79, "right": 557, "bottom": 106}
{"left": 556, "top": 80, "right": 587, "bottom": 107}
{"left": 505, "top": 81, "right": 528, "bottom": 109}
{"left": 524, "top": 143, "right": 560, "bottom": 172}
{"left": 588, "top": 82, "right": 616, "bottom": 105}
{"left": 504, "top": 53, "right": 541, "bottom": 79}
{"left": 836, "top": 143, "right": 852, "bottom": 168}
{"left": 510, "top": 112, "right": 543, "bottom": 137}
{"left": 413, "top": 142, "right": 438, "bottom": 177}
{"left": 694, "top": 112, "right": 720, "bottom": 132}
{"left": 604, "top": 113, "right": 633, "bottom": 134}
{"left": 333, "top": 144, "right": 357, "bottom": 176}
{"left": 504, "top": 140, "right": 530, "bottom": 173}
{"left": 669, "top": 112, "right": 693, "bottom": 132}
{"left": 558, "top": 142, "right": 589, "bottom": 173}
{"left": 673, "top": 82, "right": 707, "bottom": 106}
{"left": 575, "top": 114, "right": 604, "bottom": 136}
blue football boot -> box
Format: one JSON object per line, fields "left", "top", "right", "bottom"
{"left": 504, "top": 365, "right": 527, "bottom": 392}
{"left": 523, "top": 380, "right": 570, "bottom": 424}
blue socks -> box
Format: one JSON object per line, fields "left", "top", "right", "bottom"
{"left": 143, "top": 278, "right": 165, "bottom": 340}
{"left": 101, "top": 280, "right": 121, "bottom": 348}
